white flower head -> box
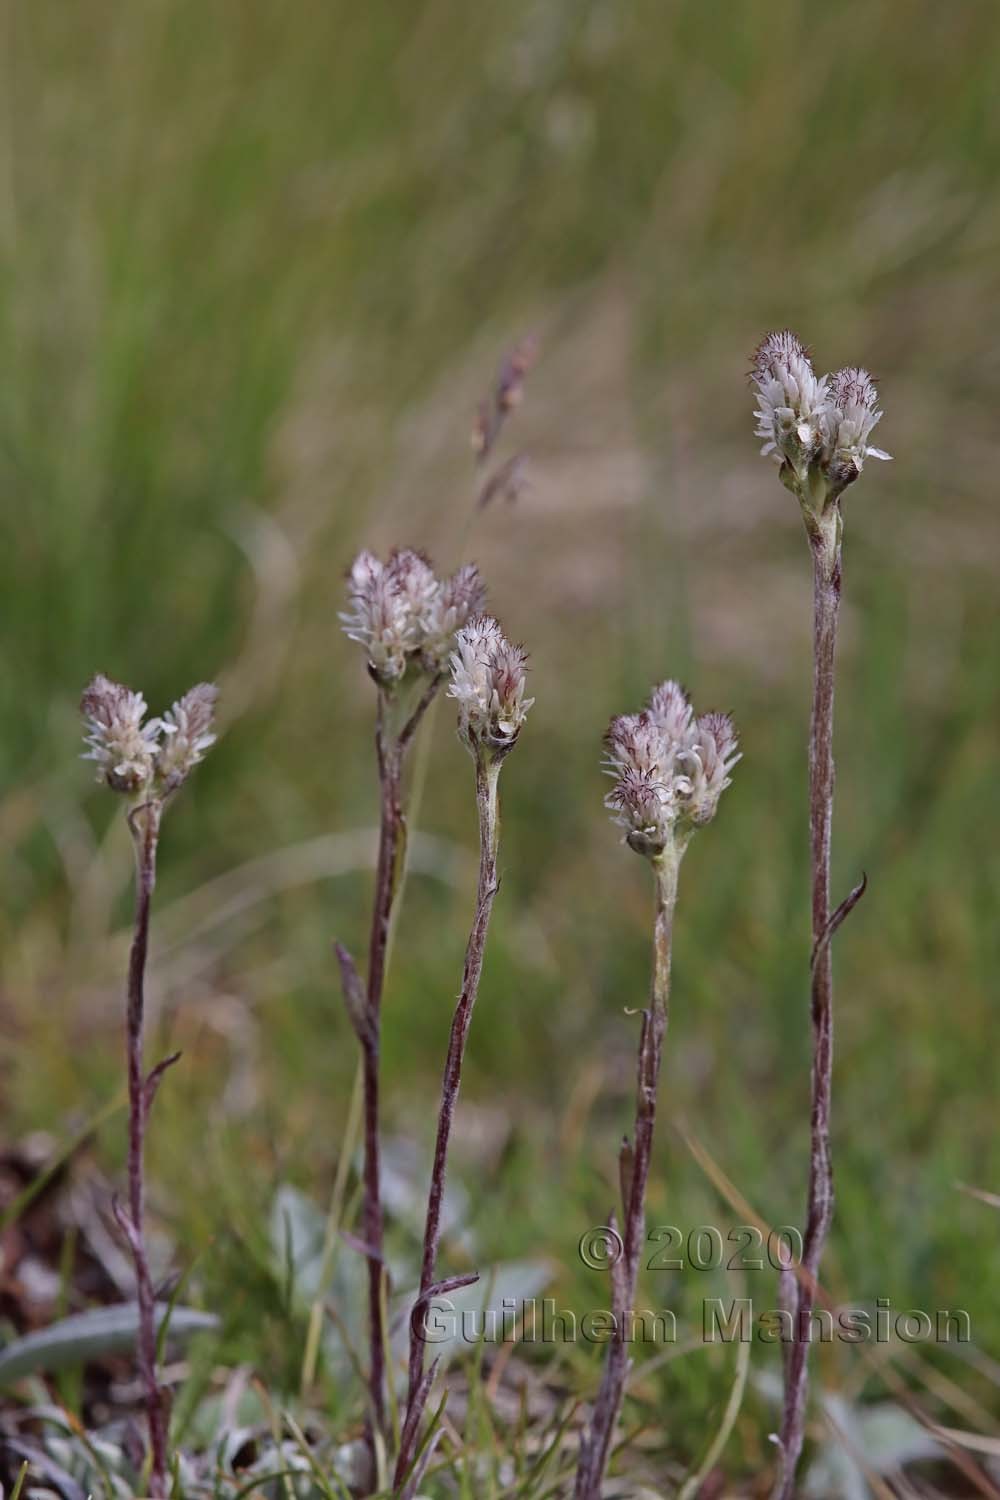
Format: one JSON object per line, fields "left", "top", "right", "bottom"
{"left": 421, "top": 562, "right": 487, "bottom": 671}
{"left": 387, "top": 548, "right": 439, "bottom": 633}
{"left": 347, "top": 549, "right": 381, "bottom": 594}
{"left": 448, "top": 614, "right": 533, "bottom": 759}
{"left": 81, "top": 674, "right": 161, "bottom": 794}
{"left": 647, "top": 679, "right": 695, "bottom": 746}
{"left": 156, "top": 682, "right": 219, "bottom": 790}
{"left": 675, "top": 711, "right": 741, "bottom": 827}
{"left": 751, "top": 330, "right": 829, "bottom": 465}
{"left": 340, "top": 549, "right": 420, "bottom": 684}
{"left": 605, "top": 681, "right": 739, "bottom": 856}
{"left": 82, "top": 675, "right": 219, "bottom": 798}
{"left": 341, "top": 548, "right": 486, "bottom": 685}
{"left": 751, "top": 333, "right": 891, "bottom": 510}
{"left": 820, "top": 366, "right": 892, "bottom": 492}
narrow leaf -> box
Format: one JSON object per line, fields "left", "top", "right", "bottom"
{"left": 0, "top": 1303, "right": 218, "bottom": 1385}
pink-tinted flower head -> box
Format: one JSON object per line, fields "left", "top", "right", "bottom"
{"left": 81, "top": 675, "right": 219, "bottom": 797}
{"left": 448, "top": 614, "right": 533, "bottom": 758}
{"left": 422, "top": 563, "right": 488, "bottom": 671}
{"left": 820, "top": 366, "right": 891, "bottom": 488}
{"left": 751, "top": 334, "right": 891, "bottom": 504}
{"left": 81, "top": 674, "right": 161, "bottom": 794}
{"left": 605, "top": 681, "right": 739, "bottom": 855}
{"left": 341, "top": 548, "right": 486, "bottom": 683}
{"left": 676, "top": 711, "right": 741, "bottom": 827}
{"left": 751, "top": 331, "right": 828, "bottom": 464}
{"left": 156, "top": 683, "right": 219, "bottom": 790}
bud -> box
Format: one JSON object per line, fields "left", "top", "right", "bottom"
{"left": 156, "top": 682, "right": 219, "bottom": 790}
{"left": 81, "top": 675, "right": 161, "bottom": 795}
{"left": 448, "top": 614, "right": 533, "bottom": 760}
{"left": 605, "top": 681, "right": 739, "bottom": 857}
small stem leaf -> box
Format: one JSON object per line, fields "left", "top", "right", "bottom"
{"left": 111, "top": 1194, "right": 143, "bottom": 1257}
{"left": 143, "top": 1052, "right": 182, "bottom": 1120}
{"left": 811, "top": 873, "right": 868, "bottom": 971}
{"left": 334, "top": 941, "right": 372, "bottom": 1048}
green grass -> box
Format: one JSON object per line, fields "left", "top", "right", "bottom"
{"left": 2, "top": 0, "right": 1000, "bottom": 1491}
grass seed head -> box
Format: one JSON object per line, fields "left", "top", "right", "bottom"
{"left": 155, "top": 682, "right": 219, "bottom": 791}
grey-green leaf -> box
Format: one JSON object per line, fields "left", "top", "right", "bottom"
{"left": 0, "top": 1302, "right": 218, "bottom": 1385}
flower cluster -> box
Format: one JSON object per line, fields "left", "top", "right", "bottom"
{"left": 448, "top": 615, "right": 533, "bottom": 759}
{"left": 340, "top": 548, "right": 486, "bottom": 686}
{"left": 81, "top": 675, "right": 218, "bottom": 797}
{"left": 605, "top": 681, "right": 739, "bottom": 857}
{"left": 751, "top": 331, "right": 890, "bottom": 505}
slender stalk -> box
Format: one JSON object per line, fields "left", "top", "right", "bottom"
{"left": 125, "top": 800, "right": 168, "bottom": 1499}
{"left": 773, "top": 515, "right": 841, "bottom": 1499}
{"left": 396, "top": 757, "right": 501, "bottom": 1486}
{"left": 575, "top": 848, "right": 679, "bottom": 1500}
{"left": 361, "top": 712, "right": 400, "bottom": 1443}
{"left": 299, "top": 1063, "right": 363, "bottom": 1393}
{"left": 80, "top": 673, "right": 216, "bottom": 1495}
{"left": 358, "top": 677, "right": 442, "bottom": 1454}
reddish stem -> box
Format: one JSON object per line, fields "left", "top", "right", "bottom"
{"left": 772, "top": 520, "right": 841, "bottom": 1499}
{"left": 360, "top": 725, "right": 400, "bottom": 1444}
{"left": 575, "top": 850, "right": 678, "bottom": 1500}
{"left": 357, "top": 677, "right": 441, "bottom": 1463}
{"left": 396, "top": 757, "right": 500, "bottom": 1484}
{"left": 125, "top": 800, "right": 168, "bottom": 1498}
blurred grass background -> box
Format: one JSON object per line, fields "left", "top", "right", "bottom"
{"left": 2, "top": 0, "right": 1000, "bottom": 1476}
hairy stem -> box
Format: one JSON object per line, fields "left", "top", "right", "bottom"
{"left": 773, "top": 516, "right": 841, "bottom": 1500}
{"left": 359, "top": 679, "right": 441, "bottom": 1459}
{"left": 361, "top": 708, "right": 402, "bottom": 1446}
{"left": 396, "top": 757, "right": 502, "bottom": 1486}
{"left": 575, "top": 848, "right": 679, "bottom": 1500}
{"left": 125, "top": 800, "right": 168, "bottom": 1499}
